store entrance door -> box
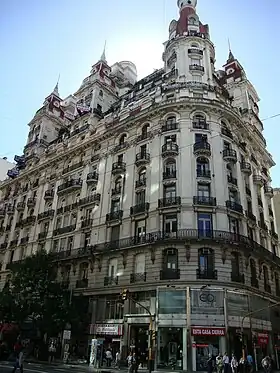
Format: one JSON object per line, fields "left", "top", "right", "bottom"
{"left": 194, "top": 338, "right": 219, "bottom": 371}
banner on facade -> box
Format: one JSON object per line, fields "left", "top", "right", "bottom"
{"left": 191, "top": 327, "right": 226, "bottom": 336}
{"left": 93, "top": 324, "right": 123, "bottom": 336}
{"left": 258, "top": 333, "right": 269, "bottom": 345}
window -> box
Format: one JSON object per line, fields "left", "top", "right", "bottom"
{"left": 135, "top": 220, "right": 146, "bottom": 242}
{"left": 223, "top": 141, "right": 230, "bottom": 150}
{"left": 163, "top": 248, "right": 178, "bottom": 270}
{"left": 79, "top": 262, "right": 88, "bottom": 280}
{"left": 138, "top": 168, "right": 146, "bottom": 182}
{"left": 108, "top": 258, "right": 118, "bottom": 278}
{"left": 140, "top": 144, "right": 147, "bottom": 156}
{"left": 43, "top": 221, "right": 49, "bottom": 233}
{"left": 103, "top": 296, "right": 124, "bottom": 320}
{"left": 83, "top": 232, "right": 91, "bottom": 247}
{"left": 136, "top": 190, "right": 145, "bottom": 205}
{"left": 198, "top": 248, "right": 214, "bottom": 275}
{"left": 164, "top": 185, "right": 176, "bottom": 199}
{"left": 141, "top": 124, "right": 149, "bottom": 138}
{"left": 247, "top": 226, "right": 254, "bottom": 241}
{"left": 53, "top": 240, "right": 59, "bottom": 252}
{"left": 229, "top": 217, "right": 239, "bottom": 235}
{"left": 263, "top": 266, "right": 270, "bottom": 292}
{"left": 117, "top": 154, "right": 123, "bottom": 163}
{"left": 158, "top": 289, "right": 186, "bottom": 314}
{"left": 192, "top": 74, "right": 202, "bottom": 82}
{"left": 195, "top": 133, "right": 207, "bottom": 143}
{"left": 231, "top": 252, "right": 240, "bottom": 275}
{"left": 56, "top": 217, "right": 62, "bottom": 229}
{"left": 164, "top": 214, "right": 177, "bottom": 235}
{"left": 196, "top": 157, "right": 210, "bottom": 177}
{"left": 197, "top": 213, "right": 212, "bottom": 237}
{"left": 191, "top": 58, "right": 201, "bottom": 66}
{"left": 119, "top": 134, "right": 126, "bottom": 145}
{"left": 111, "top": 226, "right": 120, "bottom": 242}
{"left": 250, "top": 259, "right": 258, "bottom": 286}
{"left": 166, "top": 116, "right": 176, "bottom": 126}
{"left": 111, "top": 199, "right": 120, "bottom": 212}
{"left": 97, "top": 104, "right": 102, "bottom": 112}
{"left": 229, "top": 190, "right": 238, "bottom": 203}
{"left": 164, "top": 159, "right": 176, "bottom": 177}
{"left": 114, "top": 177, "right": 122, "bottom": 192}
{"left": 99, "top": 90, "right": 103, "bottom": 98}
{"left": 197, "top": 183, "right": 210, "bottom": 198}
{"left": 165, "top": 134, "right": 176, "bottom": 143}
{"left": 193, "top": 114, "right": 206, "bottom": 125}
{"left": 134, "top": 253, "right": 145, "bottom": 274}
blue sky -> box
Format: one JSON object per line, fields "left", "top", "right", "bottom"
{"left": 0, "top": 0, "right": 279, "bottom": 184}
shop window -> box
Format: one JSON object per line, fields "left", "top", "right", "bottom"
{"left": 157, "top": 328, "right": 183, "bottom": 370}
{"left": 158, "top": 289, "right": 186, "bottom": 314}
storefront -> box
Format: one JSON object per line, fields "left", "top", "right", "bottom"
{"left": 91, "top": 323, "right": 123, "bottom": 364}
{"left": 191, "top": 327, "right": 226, "bottom": 371}
{"left": 157, "top": 327, "right": 184, "bottom": 370}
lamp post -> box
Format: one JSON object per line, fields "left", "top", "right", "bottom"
{"left": 121, "top": 289, "right": 155, "bottom": 373}
{"left": 240, "top": 300, "right": 280, "bottom": 360}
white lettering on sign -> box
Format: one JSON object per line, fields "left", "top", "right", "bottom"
{"left": 94, "top": 324, "right": 122, "bottom": 336}
{"left": 191, "top": 327, "right": 225, "bottom": 336}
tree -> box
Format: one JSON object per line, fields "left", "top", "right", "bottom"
{"left": 0, "top": 250, "right": 75, "bottom": 337}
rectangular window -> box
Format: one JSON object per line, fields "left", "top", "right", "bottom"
{"left": 197, "top": 183, "right": 210, "bottom": 198}
{"left": 140, "top": 144, "right": 147, "bottom": 156}
{"left": 108, "top": 258, "right": 118, "bottom": 277}
{"left": 158, "top": 289, "right": 186, "bottom": 314}
{"left": 164, "top": 185, "right": 176, "bottom": 199}
{"left": 191, "top": 58, "right": 200, "bottom": 66}
{"left": 53, "top": 240, "right": 59, "bottom": 252}
{"left": 223, "top": 141, "right": 230, "bottom": 150}
{"left": 136, "top": 190, "right": 145, "bottom": 205}
{"left": 247, "top": 226, "right": 254, "bottom": 241}
{"left": 83, "top": 232, "right": 90, "bottom": 247}
{"left": 195, "top": 133, "right": 207, "bottom": 143}
{"left": 60, "top": 238, "right": 66, "bottom": 251}
{"left": 135, "top": 253, "right": 146, "bottom": 274}
{"left": 231, "top": 252, "right": 240, "bottom": 274}
{"left": 68, "top": 236, "right": 74, "bottom": 250}
{"left": 192, "top": 74, "right": 202, "bottom": 82}
{"left": 229, "top": 217, "right": 239, "bottom": 235}
{"left": 164, "top": 214, "right": 177, "bottom": 235}
{"left": 135, "top": 220, "right": 146, "bottom": 242}
{"left": 164, "top": 249, "right": 178, "bottom": 269}
{"left": 117, "top": 154, "right": 123, "bottom": 163}
{"left": 111, "top": 199, "right": 120, "bottom": 212}
{"left": 197, "top": 213, "right": 212, "bottom": 237}
{"left": 56, "top": 217, "right": 62, "bottom": 229}
{"left": 111, "top": 225, "right": 120, "bottom": 242}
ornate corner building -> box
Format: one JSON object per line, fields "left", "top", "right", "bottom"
{"left": 0, "top": 0, "right": 280, "bottom": 369}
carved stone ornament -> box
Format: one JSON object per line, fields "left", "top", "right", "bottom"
{"left": 150, "top": 247, "right": 156, "bottom": 264}
{"left": 122, "top": 252, "right": 128, "bottom": 269}
{"left": 185, "top": 242, "right": 191, "bottom": 262}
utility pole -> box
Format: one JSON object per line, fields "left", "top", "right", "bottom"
{"left": 240, "top": 300, "right": 280, "bottom": 360}
{"left": 120, "top": 289, "right": 155, "bottom": 373}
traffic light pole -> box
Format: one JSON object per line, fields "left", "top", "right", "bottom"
{"left": 240, "top": 300, "right": 280, "bottom": 360}
{"left": 126, "top": 295, "right": 155, "bottom": 373}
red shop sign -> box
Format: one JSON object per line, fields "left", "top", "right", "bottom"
{"left": 193, "top": 343, "right": 209, "bottom": 348}
{"left": 258, "top": 333, "right": 269, "bottom": 345}
{"left": 191, "top": 327, "right": 225, "bottom": 336}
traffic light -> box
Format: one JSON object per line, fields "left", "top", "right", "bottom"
{"left": 121, "top": 289, "right": 129, "bottom": 301}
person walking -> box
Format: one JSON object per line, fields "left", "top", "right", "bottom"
{"left": 116, "top": 350, "right": 121, "bottom": 370}
{"left": 207, "top": 354, "right": 214, "bottom": 373}
{"left": 105, "top": 348, "right": 113, "bottom": 367}
{"left": 12, "top": 346, "right": 24, "bottom": 373}
{"left": 216, "top": 354, "right": 224, "bottom": 373}
{"left": 230, "top": 355, "right": 238, "bottom": 373}
{"left": 127, "top": 352, "right": 133, "bottom": 373}
{"left": 223, "top": 353, "right": 230, "bottom": 373}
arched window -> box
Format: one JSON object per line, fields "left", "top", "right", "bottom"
{"left": 191, "top": 43, "right": 199, "bottom": 48}
{"left": 164, "top": 159, "right": 176, "bottom": 178}
{"left": 263, "top": 266, "right": 270, "bottom": 292}
{"left": 250, "top": 259, "right": 258, "bottom": 288}
{"left": 141, "top": 124, "right": 149, "bottom": 139}
{"left": 198, "top": 248, "right": 215, "bottom": 279}
{"left": 119, "top": 134, "right": 126, "bottom": 145}
{"left": 166, "top": 116, "right": 176, "bottom": 127}
{"left": 196, "top": 157, "right": 210, "bottom": 177}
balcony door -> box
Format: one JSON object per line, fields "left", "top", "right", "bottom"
{"left": 108, "top": 258, "right": 118, "bottom": 279}
{"left": 197, "top": 213, "right": 212, "bottom": 237}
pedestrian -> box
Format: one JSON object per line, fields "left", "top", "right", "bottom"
{"left": 246, "top": 353, "right": 253, "bottom": 373}
{"left": 230, "top": 355, "right": 238, "bottom": 373}
{"left": 116, "top": 350, "right": 121, "bottom": 370}
{"left": 132, "top": 352, "right": 138, "bottom": 373}
{"left": 12, "top": 345, "right": 24, "bottom": 373}
{"left": 48, "top": 341, "right": 56, "bottom": 363}
{"left": 207, "top": 353, "right": 214, "bottom": 373}
{"left": 127, "top": 352, "right": 133, "bottom": 373}
{"left": 223, "top": 352, "right": 230, "bottom": 373}
{"left": 216, "top": 354, "right": 224, "bottom": 373}
{"left": 105, "top": 348, "right": 112, "bottom": 367}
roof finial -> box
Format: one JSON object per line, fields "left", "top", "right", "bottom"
{"left": 53, "top": 73, "right": 60, "bottom": 96}
{"left": 100, "top": 41, "right": 107, "bottom": 63}
{"left": 227, "top": 38, "right": 235, "bottom": 62}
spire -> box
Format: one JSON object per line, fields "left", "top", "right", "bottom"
{"left": 52, "top": 74, "right": 60, "bottom": 97}
{"left": 227, "top": 39, "right": 235, "bottom": 63}
{"left": 100, "top": 41, "right": 107, "bottom": 63}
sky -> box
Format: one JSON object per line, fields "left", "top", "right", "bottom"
{"left": 0, "top": 0, "right": 279, "bottom": 184}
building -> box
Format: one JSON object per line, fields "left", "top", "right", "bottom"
{"left": 0, "top": 158, "right": 15, "bottom": 182}
{"left": 0, "top": 0, "right": 280, "bottom": 370}
{"left": 273, "top": 189, "right": 280, "bottom": 234}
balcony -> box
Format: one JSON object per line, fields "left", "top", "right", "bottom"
{"left": 240, "top": 162, "right": 252, "bottom": 175}
{"left": 136, "top": 133, "right": 149, "bottom": 142}
{"left": 162, "top": 143, "right": 179, "bottom": 157}
{"left": 251, "top": 277, "right": 259, "bottom": 288}
{"left": 38, "top": 231, "right": 48, "bottom": 240}
{"left": 0, "top": 209, "right": 5, "bottom": 218}
{"left": 257, "top": 196, "right": 263, "bottom": 208}
{"left": 163, "top": 170, "right": 177, "bottom": 180}
{"left": 16, "top": 202, "right": 25, "bottom": 211}
{"left": 264, "top": 186, "right": 274, "bottom": 198}
{"left": 135, "top": 152, "right": 150, "bottom": 167}
{"left": 104, "top": 276, "right": 119, "bottom": 286}
{"left": 160, "top": 268, "right": 180, "bottom": 280}
{"left": 192, "top": 120, "right": 209, "bottom": 130}
{"left": 76, "top": 278, "right": 88, "bottom": 289}
{"left": 106, "top": 210, "right": 123, "bottom": 222}
{"left": 57, "top": 179, "right": 82, "bottom": 194}
{"left": 231, "top": 272, "right": 245, "bottom": 284}
{"left": 113, "top": 143, "right": 128, "bottom": 153}
{"left": 227, "top": 175, "right": 238, "bottom": 189}
{"left": 222, "top": 149, "right": 237, "bottom": 163}
{"left": 245, "top": 185, "right": 251, "bottom": 197}
{"left": 6, "top": 206, "right": 15, "bottom": 215}
{"left": 130, "top": 272, "right": 147, "bottom": 283}
{"left": 196, "top": 169, "right": 211, "bottom": 178}
{"left": 112, "top": 186, "right": 122, "bottom": 196}
{"left": 81, "top": 218, "right": 93, "bottom": 229}
{"left": 135, "top": 178, "right": 146, "bottom": 189}
{"left": 188, "top": 48, "right": 203, "bottom": 56}
{"left": 79, "top": 194, "right": 101, "bottom": 207}
{"left": 193, "top": 196, "right": 217, "bottom": 207}
{"left": 10, "top": 239, "right": 18, "bottom": 248}
{"left": 253, "top": 174, "right": 264, "bottom": 186}
{"left": 27, "top": 198, "right": 36, "bottom": 208}
{"left": 161, "top": 122, "right": 178, "bottom": 132}
{"left": 62, "top": 161, "right": 83, "bottom": 175}
{"left": 196, "top": 268, "right": 217, "bottom": 280}
{"left": 44, "top": 190, "right": 54, "bottom": 200}
{"left": 38, "top": 209, "right": 55, "bottom": 221}
{"left": 21, "top": 215, "right": 36, "bottom": 226}
{"left": 112, "top": 162, "right": 126, "bottom": 175}
{"left": 245, "top": 210, "right": 256, "bottom": 223}
{"left": 130, "top": 203, "right": 150, "bottom": 216}
{"left": 189, "top": 64, "right": 205, "bottom": 73}
{"left": 193, "top": 142, "right": 211, "bottom": 156}
{"left": 158, "top": 196, "right": 181, "bottom": 209}
{"left": 53, "top": 224, "right": 76, "bottom": 237}
{"left": 221, "top": 127, "right": 233, "bottom": 139}
{"left": 20, "top": 236, "right": 29, "bottom": 245}
{"left": 86, "top": 172, "right": 99, "bottom": 184}
{"left": 226, "top": 200, "right": 243, "bottom": 214}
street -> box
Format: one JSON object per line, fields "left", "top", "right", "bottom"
{"left": 0, "top": 361, "right": 92, "bottom": 373}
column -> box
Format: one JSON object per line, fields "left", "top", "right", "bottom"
{"left": 183, "top": 327, "right": 188, "bottom": 370}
